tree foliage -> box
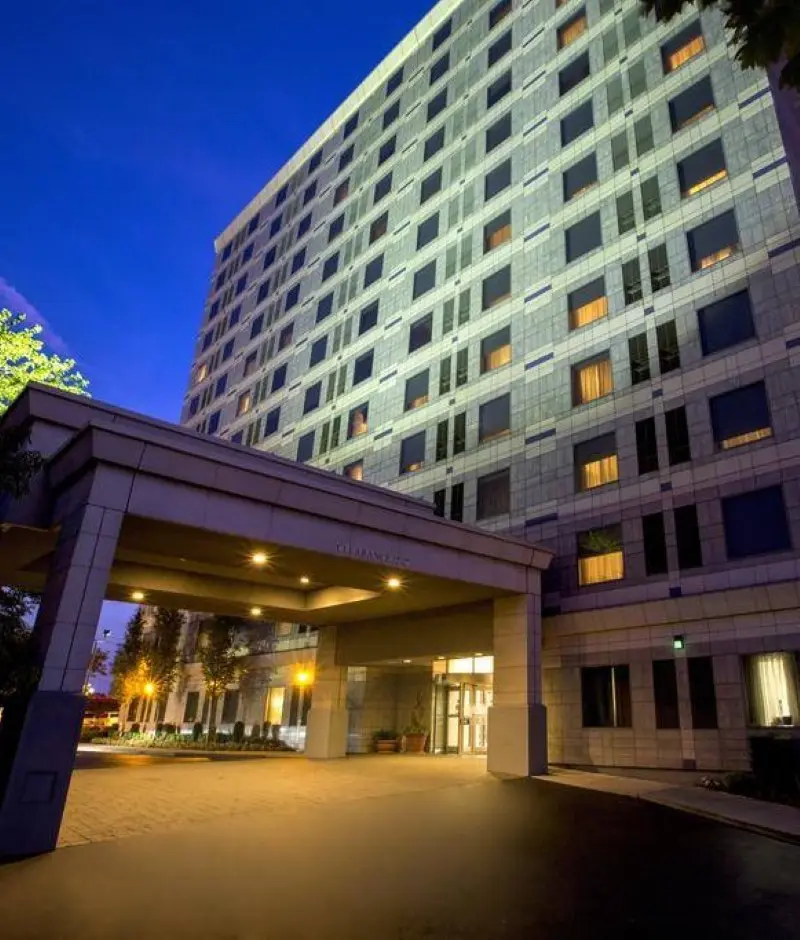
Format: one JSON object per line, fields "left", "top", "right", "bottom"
{"left": 197, "top": 615, "right": 245, "bottom": 734}
{"left": 641, "top": 0, "right": 800, "bottom": 90}
{"left": 148, "top": 606, "right": 185, "bottom": 700}
{"left": 110, "top": 607, "right": 147, "bottom": 699}
{"left": 0, "top": 309, "right": 89, "bottom": 414}
{"left": 0, "top": 588, "right": 39, "bottom": 704}
{"left": 87, "top": 647, "right": 109, "bottom": 678}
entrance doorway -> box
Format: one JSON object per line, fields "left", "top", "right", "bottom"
{"left": 430, "top": 656, "right": 494, "bottom": 755}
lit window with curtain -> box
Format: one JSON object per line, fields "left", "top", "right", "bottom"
{"left": 661, "top": 21, "right": 705, "bottom": 73}
{"left": 558, "top": 9, "right": 588, "bottom": 50}
{"left": 568, "top": 276, "right": 607, "bottom": 330}
{"left": 572, "top": 355, "right": 613, "bottom": 405}
{"left": 574, "top": 433, "right": 618, "bottom": 491}
{"left": 577, "top": 525, "right": 624, "bottom": 585}
{"left": 745, "top": 653, "right": 800, "bottom": 727}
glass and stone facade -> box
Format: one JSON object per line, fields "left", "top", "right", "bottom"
{"left": 182, "top": 0, "right": 800, "bottom": 770}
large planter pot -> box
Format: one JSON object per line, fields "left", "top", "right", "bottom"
{"left": 375, "top": 738, "right": 399, "bottom": 754}
{"left": 403, "top": 732, "right": 428, "bottom": 754}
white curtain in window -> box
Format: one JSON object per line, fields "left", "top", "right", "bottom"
{"left": 747, "top": 653, "right": 799, "bottom": 727}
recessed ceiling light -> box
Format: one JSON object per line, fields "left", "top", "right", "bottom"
{"left": 402, "top": 659, "right": 411, "bottom": 664}
{"left": 250, "top": 551, "right": 268, "bottom": 566}
{"left": 300, "top": 576, "right": 310, "bottom": 585}
{"left": 437, "top": 656, "right": 445, "bottom": 660}
{"left": 474, "top": 653, "right": 483, "bottom": 657}
{"left": 131, "top": 591, "right": 145, "bottom": 602}
{"left": 250, "top": 606, "right": 262, "bottom": 617}
{"left": 386, "top": 576, "right": 401, "bottom": 590}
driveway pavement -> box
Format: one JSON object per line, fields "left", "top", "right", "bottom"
{"left": 0, "top": 755, "right": 798, "bottom": 939}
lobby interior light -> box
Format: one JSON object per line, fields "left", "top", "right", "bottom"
{"left": 402, "top": 659, "right": 412, "bottom": 664}
{"left": 250, "top": 551, "right": 269, "bottom": 566}
{"left": 673, "top": 635, "right": 686, "bottom": 651}
{"left": 386, "top": 576, "right": 402, "bottom": 590}
{"left": 131, "top": 591, "right": 145, "bottom": 602}
{"left": 250, "top": 606, "right": 263, "bottom": 617}
{"left": 294, "top": 669, "right": 313, "bottom": 687}
{"left": 299, "top": 576, "right": 310, "bottom": 585}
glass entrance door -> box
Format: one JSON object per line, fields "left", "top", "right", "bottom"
{"left": 460, "top": 683, "right": 491, "bottom": 755}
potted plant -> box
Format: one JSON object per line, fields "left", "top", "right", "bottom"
{"left": 373, "top": 729, "right": 399, "bottom": 753}
{"left": 402, "top": 692, "right": 429, "bottom": 754}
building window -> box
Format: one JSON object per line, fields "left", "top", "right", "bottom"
{"left": 435, "top": 420, "right": 449, "bottom": 461}
{"left": 573, "top": 355, "right": 613, "bottom": 406}
{"left": 329, "top": 214, "right": 345, "bottom": 242}
{"left": 669, "top": 75, "right": 715, "bottom": 132}
{"left": 322, "top": 252, "right": 340, "bottom": 281}
{"left": 616, "top": 191, "right": 635, "bottom": 234}
{"left": 665, "top": 405, "right": 691, "bottom": 465}
{"left": 206, "top": 411, "right": 221, "bottom": 435}
{"left": 406, "top": 313, "right": 433, "bottom": 355}
{"left": 378, "top": 135, "right": 396, "bottom": 165}
{"left": 304, "top": 180, "right": 317, "bottom": 206}
{"left": 243, "top": 352, "right": 259, "bottom": 378}
{"left": 487, "top": 70, "right": 512, "bottom": 109}
{"left": 297, "top": 213, "right": 312, "bottom": 238}
{"left": 656, "top": 320, "right": 680, "bottom": 374}
{"left": 236, "top": 389, "right": 252, "bottom": 416}
{"left": 640, "top": 173, "right": 661, "bottom": 218}
{"left": 643, "top": 512, "right": 669, "bottom": 575}
{"left": 568, "top": 276, "right": 607, "bottom": 330}
{"left": 488, "top": 29, "right": 513, "bottom": 68}
{"left": 291, "top": 248, "right": 306, "bottom": 274}
{"left": 309, "top": 336, "right": 327, "bottom": 368}
{"left": 344, "top": 459, "right": 364, "bottom": 481}
{"left": 348, "top": 403, "right": 369, "bottom": 439}
{"left": 678, "top": 138, "right": 727, "bottom": 197}
{"left": 374, "top": 172, "right": 392, "bottom": 204}
{"left": 386, "top": 67, "right": 403, "bottom": 97}
{"left": 478, "top": 393, "right": 511, "bottom": 443}
{"left": 285, "top": 285, "right": 300, "bottom": 312}
{"left": 489, "top": 0, "right": 512, "bottom": 29}
{"left": 183, "top": 691, "right": 200, "bottom": 723}
{"left": 565, "top": 212, "right": 602, "bottom": 262}
{"left": 485, "top": 159, "right": 511, "bottom": 200}
{"left": 439, "top": 355, "right": 452, "bottom": 394}
{"left": 270, "top": 216, "right": 282, "bottom": 238}
{"left": 622, "top": 257, "right": 643, "bottom": 305}
{"left": 370, "top": 212, "right": 388, "bottom": 245}
{"left": 675, "top": 503, "right": 703, "bottom": 569}
{"left": 383, "top": 100, "right": 400, "bottom": 130}
{"left": 628, "top": 59, "right": 647, "bottom": 98}
{"left": 456, "top": 349, "right": 469, "bottom": 387}
{"left": 561, "top": 99, "right": 593, "bottom": 146}
{"left": 427, "top": 90, "right": 448, "bottom": 124}
{"left": 316, "top": 293, "right": 334, "bottom": 324}
{"left": 662, "top": 20, "right": 705, "bottom": 73}
{"left": 215, "top": 374, "right": 228, "bottom": 399}
{"left": 698, "top": 289, "right": 755, "bottom": 355}
{"left": 559, "top": 51, "right": 590, "bottom": 96}
{"left": 263, "top": 246, "right": 276, "bottom": 270}
{"left": 257, "top": 281, "right": 271, "bottom": 305}
{"left": 607, "top": 75, "right": 624, "bottom": 115}
{"left": 563, "top": 153, "right": 598, "bottom": 201}
{"left": 745, "top": 653, "right": 800, "bottom": 727}
{"left": 333, "top": 178, "right": 349, "bottom": 206}
{"left": 453, "top": 411, "right": 466, "bottom": 453}
{"left": 486, "top": 112, "right": 512, "bottom": 153}
{"left": 482, "top": 265, "right": 511, "bottom": 309}
{"left": 577, "top": 525, "right": 624, "bottom": 586}
{"left": 264, "top": 407, "right": 280, "bottom": 437}
{"left": 430, "top": 51, "right": 450, "bottom": 85}
{"left": 400, "top": 431, "right": 426, "bottom": 474}
{"left": 420, "top": 167, "right": 442, "bottom": 203}
{"left": 271, "top": 363, "right": 287, "bottom": 392}
{"left": 451, "top": 481, "right": 464, "bottom": 521}
{"left": 417, "top": 212, "right": 440, "bottom": 250}
{"left": 636, "top": 416, "right": 659, "bottom": 474}
{"left": 222, "top": 339, "right": 234, "bottom": 362}
{"left": 363, "top": 254, "right": 384, "bottom": 289}
{"left": 297, "top": 431, "right": 314, "bottom": 463}
{"left": 413, "top": 261, "right": 437, "bottom": 299}
{"left": 235, "top": 274, "right": 247, "bottom": 296}
{"left": 611, "top": 130, "right": 629, "bottom": 171}
{"left": 481, "top": 326, "right": 511, "bottom": 373}
{"left": 688, "top": 657, "right": 718, "bottom": 729}
{"left": 404, "top": 371, "right": 429, "bottom": 411}
{"left": 278, "top": 322, "right": 294, "bottom": 350}
{"left": 574, "top": 432, "right": 618, "bottom": 491}
{"left": 722, "top": 485, "right": 791, "bottom": 559}
{"left": 476, "top": 468, "right": 510, "bottom": 520}
{"left": 628, "top": 332, "right": 650, "bottom": 385}
{"left": 353, "top": 350, "right": 374, "bottom": 385}
{"left": 649, "top": 244, "right": 671, "bottom": 292}
{"left": 581, "top": 665, "right": 632, "bottom": 727}
{"left": 221, "top": 690, "right": 239, "bottom": 724}
{"left": 653, "top": 660, "right": 681, "bottom": 729}
{"left": 303, "top": 382, "right": 321, "bottom": 415}
{"left": 432, "top": 18, "right": 452, "bottom": 51}
{"left": 688, "top": 210, "right": 739, "bottom": 272}
{"left": 558, "top": 8, "right": 587, "bottom": 49}
{"left": 483, "top": 210, "right": 512, "bottom": 253}
{"left": 343, "top": 112, "right": 359, "bottom": 138}
{"left": 359, "top": 300, "right": 379, "bottom": 334}
{"left": 602, "top": 24, "right": 618, "bottom": 65}
{"left": 433, "top": 488, "right": 446, "bottom": 517}
{"left": 634, "top": 115, "right": 655, "bottom": 157}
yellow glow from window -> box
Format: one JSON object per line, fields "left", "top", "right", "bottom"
{"left": 345, "top": 462, "right": 364, "bottom": 481}
{"left": 265, "top": 686, "right": 285, "bottom": 725}
{"left": 559, "top": 15, "right": 587, "bottom": 49}
{"left": 237, "top": 392, "right": 252, "bottom": 416}
{"left": 250, "top": 551, "right": 269, "bottom": 566}
{"left": 484, "top": 344, "right": 512, "bottom": 371}
{"left": 407, "top": 395, "right": 429, "bottom": 410}
{"left": 576, "top": 359, "right": 613, "bottom": 404}
{"left": 196, "top": 363, "right": 209, "bottom": 383}
{"left": 666, "top": 35, "right": 705, "bottom": 73}
{"left": 698, "top": 245, "right": 735, "bottom": 270}
{"left": 685, "top": 168, "right": 728, "bottom": 197}
{"left": 570, "top": 296, "right": 608, "bottom": 330}
{"left": 721, "top": 427, "right": 772, "bottom": 450}
{"left": 349, "top": 409, "right": 368, "bottom": 437}
{"left": 406, "top": 461, "right": 424, "bottom": 473}
{"left": 578, "top": 550, "right": 624, "bottom": 586}
{"left": 485, "top": 223, "right": 512, "bottom": 251}
{"left": 580, "top": 455, "right": 619, "bottom": 490}
{"left": 680, "top": 103, "right": 715, "bottom": 130}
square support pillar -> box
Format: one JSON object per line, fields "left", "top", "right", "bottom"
{"left": 305, "top": 626, "right": 349, "bottom": 760}
{"left": 0, "top": 491, "right": 123, "bottom": 859}
{"left": 487, "top": 594, "right": 548, "bottom": 777}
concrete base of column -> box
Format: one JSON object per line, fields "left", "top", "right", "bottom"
{"left": 0, "top": 690, "right": 86, "bottom": 859}
{"left": 305, "top": 705, "right": 349, "bottom": 759}
{"left": 486, "top": 703, "right": 548, "bottom": 777}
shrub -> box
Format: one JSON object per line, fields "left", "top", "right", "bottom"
{"left": 163, "top": 723, "right": 176, "bottom": 735}
{"left": 750, "top": 735, "right": 800, "bottom": 802}
{"left": 130, "top": 722, "right": 140, "bottom": 734}
{"left": 372, "top": 729, "right": 398, "bottom": 742}
{"left": 233, "top": 720, "right": 245, "bottom": 743}
{"left": 192, "top": 722, "right": 203, "bottom": 741}
{"left": 155, "top": 722, "right": 164, "bottom": 735}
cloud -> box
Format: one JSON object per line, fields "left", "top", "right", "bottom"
{"left": 0, "top": 277, "right": 72, "bottom": 357}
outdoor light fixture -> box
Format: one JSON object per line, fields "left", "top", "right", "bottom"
{"left": 250, "top": 607, "right": 263, "bottom": 617}
{"left": 299, "top": 576, "right": 310, "bottom": 585}
{"left": 294, "top": 669, "right": 313, "bottom": 687}
{"left": 386, "top": 576, "right": 402, "bottom": 590}
{"left": 143, "top": 681, "right": 156, "bottom": 697}
{"left": 131, "top": 591, "right": 145, "bottom": 602}
{"left": 402, "top": 659, "right": 412, "bottom": 664}
{"left": 673, "top": 635, "right": 685, "bottom": 651}
{"left": 250, "top": 551, "right": 269, "bottom": 566}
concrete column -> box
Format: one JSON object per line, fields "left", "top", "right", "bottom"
{"left": 305, "top": 626, "right": 348, "bottom": 760}
{"left": 487, "top": 594, "right": 548, "bottom": 777}
{"left": 0, "top": 487, "right": 123, "bottom": 859}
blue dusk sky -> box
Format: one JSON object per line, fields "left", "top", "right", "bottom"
{"left": 0, "top": 0, "right": 432, "bottom": 665}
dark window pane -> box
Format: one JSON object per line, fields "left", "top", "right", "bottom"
{"left": 485, "top": 159, "right": 511, "bottom": 200}
{"left": 363, "top": 254, "right": 384, "bottom": 288}
{"left": 574, "top": 432, "right": 617, "bottom": 491}
{"left": 453, "top": 411, "right": 466, "bottom": 453}
{"left": 649, "top": 243, "right": 671, "bottom": 291}
{"left": 488, "top": 29, "right": 513, "bottom": 68}
{"left": 643, "top": 512, "right": 669, "bottom": 575}
{"left": 617, "top": 191, "right": 636, "bottom": 234}
{"left": 383, "top": 101, "right": 400, "bottom": 132}
{"left": 710, "top": 381, "right": 772, "bottom": 450}
{"left": 421, "top": 167, "right": 443, "bottom": 202}
{"left": 409, "top": 312, "right": 433, "bottom": 352}
{"left": 343, "top": 112, "right": 359, "bottom": 138}
{"left": 309, "top": 336, "right": 327, "bottom": 367}
{"left": 378, "top": 135, "right": 396, "bottom": 165}
{"left": 400, "top": 431, "right": 426, "bottom": 473}
{"left": 656, "top": 320, "right": 680, "bottom": 374}
{"left": 484, "top": 209, "right": 512, "bottom": 252}
{"left": 487, "top": 70, "right": 512, "bottom": 109}
{"left": 665, "top": 406, "right": 691, "bottom": 465}
{"left": 417, "top": 212, "right": 440, "bottom": 249}
{"left": 435, "top": 419, "right": 449, "bottom": 461}
{"left": 628, "top": 59, "right": 647, "bottom": 98}
{"left": 386, "top": 67, "right": 404, "bottom": 97}
{"left": 432, "top": 18, "right": 452, "bottom": 51}
{"left": 433, "top": 488, "right": 446, "bottom": 517}
{"left": 722, "top": 485, "right": 791, "bottom": 558}
{"left": 322, "top": 252, "right": 340, "bottom": 281}
{"left": 481, "top": 325, "right": 511, "bottom": 372}
{"left": 479, "top": 394, "right": 511, "bottom": 443}
{"left": 582, "top": 665, "right": 632, "bottom": 727}
{"left": 563, "top": 152, "right": 598, "bottom": 201}
{"left": 678, "top": 138, "right": 727, "bottom": 197}
{"left": 622, "top": 257, "right": 643, "bottom": 305}
{"left": 404, "top": 370, "right": 430, "bottom": 410}
{"left": 424, "top": 126, "right": 446, "bottom": 160}
{"left": 636, "top": 416, "right": 659, "bottom": 474}
{"left": 430, "top": 51, "right": 450, "bottom": 85}
{"left": 486, "top": 112, "right": 512, "bottom": 153}
{"left": 316, "top": 292, "right": 334, "bottom": 323}
{"left": 653, "top": 660, "right": 681, "bottom": 729}
{"left": 476, "top": 468, "right": 510, "bottom": 520}
{"left": 698, "top": 289, "right": 755, "bottom": 355}
{"left": 675, "top": 503, "right": 703, "bottom": 569}
{"left": 611, "top": 130, "right": 629, "bottom": 171}
{"left": 641, "top": 174, "right": 661, "bottom": 218}
{"left": 662, "top": 19, "right": 705, "bottom": 73}
{"left": 297, "top": 431, "right": 314, "bottom": 463}
{"left": 359, "top": 300, "right": 379, "bottom": 334}
{"left": 688, "top": 657, "right": 718, "bottom": 729}
{"left": 427, "top": 90, "right": 448, "bottom": 123}
{"left": 374, "top": 172, "right": 393, "bottom": 203}
{"left": 489, "top": 0, "right": 512, "bottom": 29}
{"left": 338, "top": 143, "right": 354, "bottom": 172}
{"left": 559, "top": 51, "right": 590, "bottom": 96}
{"left": 353, "top": 350, "right": 374, "bottom": 385}
{"left": 413, "top": 261, "right": 437, "bottom": 299}
{"left": 450, "top": 481, "right": 464, "bottom": 521}
{"left": 482, "top": 265, "right": 511, "bottom": 309}
{"left": 303, "top": 382, "right": 321, "bottom": 414}
{"left": 369, "top": 212, "right": 388, "bottom": 245}
{"left": 687, "top": 210, "right": 739, "bottom": 272}
{"left": 264, "top": 407, "right": 280, "bottom": 436}
{"left": 565, "top": 212, "right": 602, "bottom": 262}
{"left": 561, "top": 99, "right": 594, "bottom": 146}
{"left": 569, "top": 276, "right": 607, "bottom": 330}
{"left": 669, "top": 75, "right": 715, "bottom": 132}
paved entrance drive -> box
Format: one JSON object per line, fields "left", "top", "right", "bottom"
{"left": 1, "top": 755, "right": 799, "bottom": 939}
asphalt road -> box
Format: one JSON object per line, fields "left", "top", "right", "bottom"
{"left": 2, "top": 769, "right": 799, "bottom": 939}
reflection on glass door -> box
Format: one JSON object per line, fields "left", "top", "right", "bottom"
{"left": 446, "top": 686, "right": 461, "bottom": 754}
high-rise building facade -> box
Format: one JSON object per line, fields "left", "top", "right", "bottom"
{"left": 182, "top": 0, "right": 800, "bottom": 770}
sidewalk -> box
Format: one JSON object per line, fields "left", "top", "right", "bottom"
{"left": 540, "top": 768, "right": 800, "bottom": 844}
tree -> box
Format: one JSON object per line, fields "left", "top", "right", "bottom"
{"left": 0, "top": 589, "right": 38, "bottom": 705}
{"left": 640, "top": 0, "right": 800, "bottom": 91}
{"left": 197, "top": 615, "right": 245, "bottom": 738}
{"left": 148, "top": 607, "right": 185, "bottom": 717}
{"left": 87, "top": 647, "right": 109, "bottom": 677}
{"left": 0, "top": 309, "right": 89, "bottom": 414}
{"left": 110, "top": 607, "right": 147, "bottom": 700}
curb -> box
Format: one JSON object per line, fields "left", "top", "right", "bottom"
{"left": 78, "top": 745, "right": 302, "bottom": 760}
